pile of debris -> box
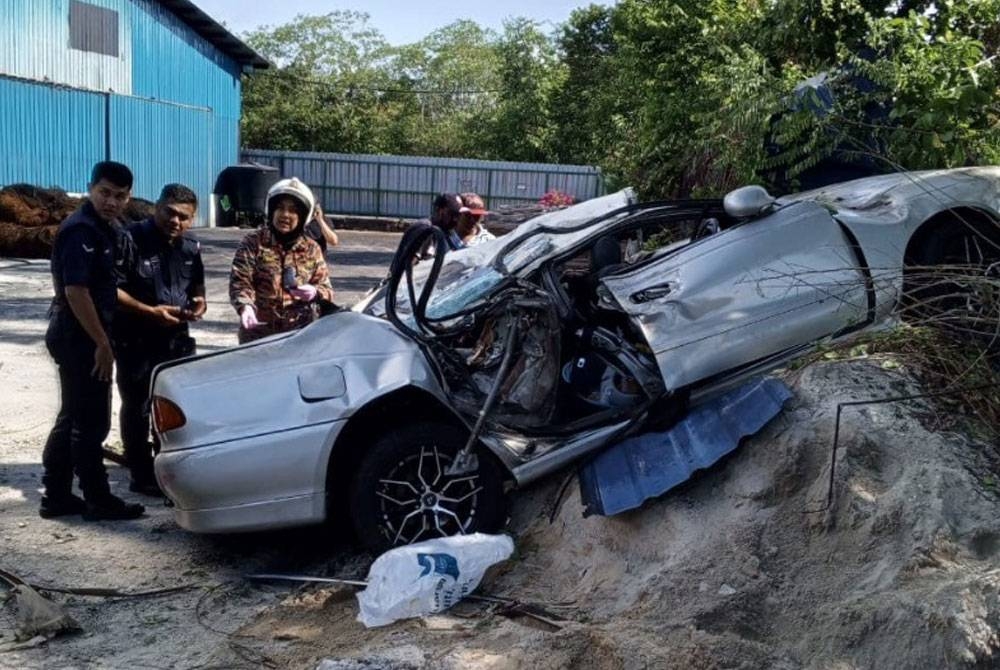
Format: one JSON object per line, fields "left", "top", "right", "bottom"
{"left": 0, "top": 184, "right": 153, "bottom": 259}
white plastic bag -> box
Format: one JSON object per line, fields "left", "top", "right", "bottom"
{"left": 356, "top": 533, "right": 514, "bottom": 628}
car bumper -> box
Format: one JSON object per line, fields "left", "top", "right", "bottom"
{"left": 154, "top": 421, "right": 343, "bottom": 533}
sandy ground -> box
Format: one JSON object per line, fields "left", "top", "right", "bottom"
{"left": 0, "top": 229, "right": 396, "bottom": 669}
{"left": 3, "top": 228, "right": 1000, "bottom": 669}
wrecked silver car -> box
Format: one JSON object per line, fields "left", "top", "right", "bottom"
{"left": 151, "top": 168, "right": 1000, "bottom": 549}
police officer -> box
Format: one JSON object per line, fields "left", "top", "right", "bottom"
{"left": 116, "top": 184, "right": 206, "bottom": 495}
{"left": 41, "top": 161, "right": 145, "bottom": 521}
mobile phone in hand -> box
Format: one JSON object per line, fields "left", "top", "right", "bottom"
{"left": 282, "top": 267, "right": 298, "bottom": 290}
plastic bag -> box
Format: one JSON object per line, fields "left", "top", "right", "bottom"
{"left": 356, "top": 533, "right": 514, "bottom": 628}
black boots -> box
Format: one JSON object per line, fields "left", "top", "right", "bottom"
{"left": 41, "top": 492, "right": 145, "bottom": 520}
{"left": 81, "top": 495, "right": 145, "bottom": 521}
{"left": 38, "top": 493, "right": 87, "bottom": 519}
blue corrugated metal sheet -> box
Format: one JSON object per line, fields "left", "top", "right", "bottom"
{"left": 128, "top": 0, "right": 241, "bottom": 221}
{"left": 578, "top": 378, "right": 793, "bottom": 517}
{"left": 129, "top": 0, "right": 241, "bottom": 114}
{"left": 0, "top": 77, "right": 105, "bottom": 190}
{"left": 0, "top": 0, "right": 245, "bottom": 226}
{"left": 243, "top": 149, "right": 606, "bottom": 219}
{"left": 0, "top": 0, "right": 132, "bottom": 93}
{"left": 109, "top": 95, "right": 213, "bottom": 208}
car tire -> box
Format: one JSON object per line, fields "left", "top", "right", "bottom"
{"left": 349, "top": 421, "right": 508, "bottom": 551}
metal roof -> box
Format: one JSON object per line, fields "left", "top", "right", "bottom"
{"left": 156, "top": 0, "right": 269, "bottom": 69}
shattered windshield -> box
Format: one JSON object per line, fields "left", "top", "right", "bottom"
{"left": 385, "top": 189, "right": 637, "bottom": 320}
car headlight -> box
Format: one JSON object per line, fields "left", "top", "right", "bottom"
{"left": 152, "top": 396, "right": 186, "bottom": 433}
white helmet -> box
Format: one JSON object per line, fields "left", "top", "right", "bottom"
{"left": 266, "top": 177, "right": 315, "bottom": 224}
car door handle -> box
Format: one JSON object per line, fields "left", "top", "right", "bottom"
{"left": 630, "top": 283, "right": 673, "bottom": 303}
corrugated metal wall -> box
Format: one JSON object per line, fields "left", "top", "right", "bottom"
{"left": 0, "top": 0, "right": 243, "bottom": 225}
{"left": 110, "top": 96, "right": 214, "bottom": 211}
{"left": 130, "top": 0, "right": 242, "bottom": 189}
{"left": 242, "top": 149, "right": 606, "bottom": 218}
{"left": 0, "top": 0, "right": 133, "bottom": 94}
{"left": 0, "top": 78, "right": 105, "bottom": 189}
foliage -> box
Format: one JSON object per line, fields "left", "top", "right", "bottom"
{"left": 239, "top": 2, "right": 1000, "bottom": 198}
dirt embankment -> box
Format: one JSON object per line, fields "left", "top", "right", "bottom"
{"left": 237, "top": 360, "right": 1000, "bottom": 669}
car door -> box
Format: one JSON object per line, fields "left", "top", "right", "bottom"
{"left": 600, "top": 201, "right": 869, "bottom": 391}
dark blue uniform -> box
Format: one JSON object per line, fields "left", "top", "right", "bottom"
{"left": 42, "top": 202, "right": 127, "bottom": 503}
{"left": 115, "top": 218, "right": 204, "bottom": 485}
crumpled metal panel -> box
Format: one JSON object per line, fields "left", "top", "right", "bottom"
{"left": 578, "top": 377, "right": 792, "bottom": 517}
{"left": 601, "top": 201, "right": 868, "bottom": 391}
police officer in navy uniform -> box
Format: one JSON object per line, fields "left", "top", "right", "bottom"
{"left": 116, "top": 184, "right": 206, "bottom": 495}
{"left": 41, "top": 161, "right": 145, "bottom": 521}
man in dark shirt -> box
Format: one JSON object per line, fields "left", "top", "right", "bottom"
{"left": 418, "top": 193, "right": 465, "bottom": 260}
{"left": 42, "top": 161, "right": 145, "bottom": 521}
{"left": 116, "top": 184, "right": 206, "bottom": 495}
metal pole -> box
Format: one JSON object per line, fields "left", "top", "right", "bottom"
{"left": 376, "top": 162, "right": 382, "bottom": 217}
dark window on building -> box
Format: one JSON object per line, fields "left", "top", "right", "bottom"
{"left": 69, "top": 1, "right": 119, "bottom": 57}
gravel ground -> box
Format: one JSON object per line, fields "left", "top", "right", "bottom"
{"left": 0, "top": 228, "right": 399, "bottom": 669}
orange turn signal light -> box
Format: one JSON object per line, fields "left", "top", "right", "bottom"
{"left": 152, "top": 396, "right": 186, "bottom": 433}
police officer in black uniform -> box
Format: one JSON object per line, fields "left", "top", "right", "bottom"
{"left": 41, "top": 161, "right": 145, "bottom": 521}
{"left": 116, "top": 184, "right": 206, "bottom": 495}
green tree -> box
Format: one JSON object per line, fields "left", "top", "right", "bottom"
{"left": 471, "top": 18, "right": 562, "bottom": 163}
{"left": 548, "top": 5, "right": 625, "bottom": 166}
{"left": 386, "top": 21, "right": 501, "bottom": 156}
{"left": 240, "top": 11, "right": 395, "bottom": 152}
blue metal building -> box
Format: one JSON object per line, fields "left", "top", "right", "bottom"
{"left": 0, "top": 0, "right": 267, "bottom": 225}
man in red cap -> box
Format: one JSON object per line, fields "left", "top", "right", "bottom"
{"left": 457, "top": 192, "right": 495, "bottom": 247}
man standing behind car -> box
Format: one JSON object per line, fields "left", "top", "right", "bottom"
{"left": 115, "top": 184, "right": 206, "bottom": 496}
{"left": 418, "top": 193, "right": 465, "bottom": 260}
{"left": 41, "top": 161, "right": 144, "bottom": 521}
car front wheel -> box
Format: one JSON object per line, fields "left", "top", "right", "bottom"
{"left": 349, "top": 421, "right": 507, "bottom": 551}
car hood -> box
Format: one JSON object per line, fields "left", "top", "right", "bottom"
{"left": 783, "top": 167, "right": 1000, "bottom": 223}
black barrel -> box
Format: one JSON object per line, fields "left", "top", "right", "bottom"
{"left": 213, "top": 163, "right": 280, "bottom": 226}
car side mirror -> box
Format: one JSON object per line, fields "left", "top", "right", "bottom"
{"left": 723, "top": 185, "right": 776, "bottom": 219}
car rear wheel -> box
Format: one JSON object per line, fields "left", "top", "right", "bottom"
{"left": 349, "top": 421, "right": 507, "bottom": 551}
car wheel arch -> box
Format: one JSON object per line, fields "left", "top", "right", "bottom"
{"left": 900, "top": 206, "right": 1000, "bottom": 325}
{"left": 322, "top": 386, "right": 512, "bottom": 527}
{"left": 903, "top": 206, "right": 1000, "bottom": 266}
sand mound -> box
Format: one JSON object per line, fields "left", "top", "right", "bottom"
{"left": 495, "top": 360, "right": 1000, "bottom": 668}
{"left": 245, "top": 359, "right": 1000, "bottom": 669}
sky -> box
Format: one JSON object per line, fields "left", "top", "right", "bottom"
{"left": 194, "top": 0, "right": 596, "bottom": 45}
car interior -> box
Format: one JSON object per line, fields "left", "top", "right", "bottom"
{"left": 386, "top": 204, "right": 740, "bottom": 438}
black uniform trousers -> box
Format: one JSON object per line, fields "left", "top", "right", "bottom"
{"left": 115, "top": 334, "right": 192, "bottom": 483}
{"left": 42, "top": 339, "right": 113, "bottom": 502}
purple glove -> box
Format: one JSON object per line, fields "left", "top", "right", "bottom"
{"left": 240, "top": 305, "right": 260, "bottom": 330}
{"left": 289, "top": 284, "right": 318, "bottom": 302}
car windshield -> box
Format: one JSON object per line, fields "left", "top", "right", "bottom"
{"left": 389, "top": 189, "right": 637, "bottom": 320}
